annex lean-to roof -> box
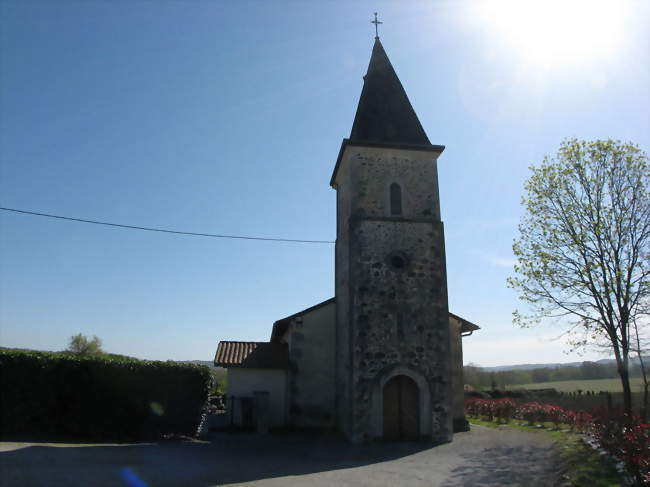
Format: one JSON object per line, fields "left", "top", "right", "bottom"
{"left": 449, "top": 312, "right": 481, "bottom": 334}
{"left": 271, "top": 297, "right": 335, "bottom": 343}
{"left": 214, "top": 341, "right": 288, "bottom": 369}
{"left": 216, "top": 307, "right": 478, "bottom": 369}
{"left": 268, "top": 296, "right": 479, "bottom": 344}
{"left": 330, "top": 39, "right": 444, "bottom": 187}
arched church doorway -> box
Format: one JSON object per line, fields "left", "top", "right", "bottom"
{"left": 382, "top": 375, "right": 419, "bottom": 440}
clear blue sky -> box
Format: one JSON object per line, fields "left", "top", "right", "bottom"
{"left": 1, "top": 1, "right": 648, "bottom": 366}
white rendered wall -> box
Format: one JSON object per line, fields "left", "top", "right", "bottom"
{"left": 283, "top": 301, "right": 337, "bottom": 429}
{"left": 227, "top": 368, "right": 287, "bottom": 427}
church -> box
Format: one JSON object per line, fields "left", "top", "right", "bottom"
{"left": 214, "top": 35, "right": 479, "bottom": 443}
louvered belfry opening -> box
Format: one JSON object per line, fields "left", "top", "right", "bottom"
{"left": 390, "top": 182, "right": 402, "bottom": 215}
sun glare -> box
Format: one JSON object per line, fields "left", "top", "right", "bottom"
{"left": 475, "top": 0, "right": 627, "bottom": 67}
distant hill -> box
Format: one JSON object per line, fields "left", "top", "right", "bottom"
{"left": 482, "top": 363, "right": 574, "bottom": 371}
{"left": 481, "top": 356, "right": 649, "bottom": 372}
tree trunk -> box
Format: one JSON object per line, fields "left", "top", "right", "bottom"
{"left": 612, "top": 340, "right": 633, "bottom": 414}
{"left": 633, "top": 319, "right": 648, "bottom": 421}
{"left": 618, "top": 363, "right": 632, "bottom": 414}
{"left": 639, "top": 358, "right": 649, "bottom": 421}
{"left": 642, "top": 382, "right": 650, "bottom": 423}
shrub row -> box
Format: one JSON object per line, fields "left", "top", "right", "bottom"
{"left": 591, "top": 409, "right": 650, "bottom": 485}
{"left": 465, "top": 397, "right": 649, "bottom": 484}
{"left": 0, "top": 349, "right": 212, "bottom": 440}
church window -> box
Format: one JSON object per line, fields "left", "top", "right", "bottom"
{"left": 390, "top": 183, "right": 402, "bottom": 215}
{"left": 396, "top": 311, "right": 404, "bottom": 341}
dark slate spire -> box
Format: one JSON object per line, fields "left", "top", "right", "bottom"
{"left": 350, "top": 39, "right": 431, "bottom": 146}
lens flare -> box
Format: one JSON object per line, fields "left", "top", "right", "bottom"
{"left": 150, "top": 402, "right": 164, "bottom": 416}
{"left": 474, "top": 0, "right": 627, "bottom": 68}
{"left": 120, "top": 467, "right": 148, "bottom": 487}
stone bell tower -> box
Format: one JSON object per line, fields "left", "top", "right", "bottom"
{"left": 331, "top": 38, "right": 453, "bottom": 443}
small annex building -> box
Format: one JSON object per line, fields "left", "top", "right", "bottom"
{"left": 215, "top": 37, "right": 479, "bottom": 443}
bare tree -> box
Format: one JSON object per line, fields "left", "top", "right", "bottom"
{"left": 508, "top": 139, "right": 649, "bottom": 413}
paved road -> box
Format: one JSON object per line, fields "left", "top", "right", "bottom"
{"left": 0, "top": 425, "right": 563, "bottom": 487}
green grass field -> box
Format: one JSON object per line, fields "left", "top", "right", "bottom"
{"left": 507, "top": 377, "right": 645, "bottom": 393}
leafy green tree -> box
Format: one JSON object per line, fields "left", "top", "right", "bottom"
{"left": 548, "top": 366, "right": 565, "bottom": 382}
{"left": 531, "top": 368, "right": 551, "bottom": 383}
{"left": 463, "top": 363, "right": 493, "bottom": 390}
{"left": 67, "top": 333, "right": 104, "bottom": 356}
{"left": 508, "top": 139, "right": 649, "bottom": 413}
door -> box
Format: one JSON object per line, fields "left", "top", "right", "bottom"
{"left": 383, "top": 375, "right": 419, "bottom": 440}
{"left": 240, "top": 397, "right": 254, "bottom": 428}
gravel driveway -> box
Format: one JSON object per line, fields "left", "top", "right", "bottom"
{"left": 0, "top": 425, "right": 564, "bottom": 487}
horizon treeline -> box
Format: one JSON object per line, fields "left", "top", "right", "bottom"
{"left": 464, "top": 360, "right": 648, "bottom": 390}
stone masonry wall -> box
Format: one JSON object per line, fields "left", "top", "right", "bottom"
{"left": 347, "top": 149, "right": 441, "bottom": 221}
{"left": 333, "top": 145, "right": 451, "bottom": 442}
{"left": 348, "top": 218, "right": 452, "bottom": 442}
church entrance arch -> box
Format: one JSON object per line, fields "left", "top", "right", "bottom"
{"left": 382, "top": 375, "right": 419, "bottom": 440}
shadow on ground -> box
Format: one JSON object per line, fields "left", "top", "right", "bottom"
{"left": 0, "top": 432, "right": 432, "bottom": 487}
{"left": 442, "top": 441, "right": 562, "bottom": 487}
{"left": 1, "top": 427, "right": 565, "bottom": 487}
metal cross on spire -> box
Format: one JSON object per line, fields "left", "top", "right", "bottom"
{"left": 371, "top": 12, "right": 382, "bottom": 40}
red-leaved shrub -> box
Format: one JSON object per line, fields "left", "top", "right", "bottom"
{"left": 465, "top": 398, "right": 649, "bottom": 483}
{"left": 591, "top": 409, "right": 649, "bottom": 485}
{"left": 494, "top": 398, "right": 517, "bottom": 424}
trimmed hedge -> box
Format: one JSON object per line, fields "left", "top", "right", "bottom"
{"left": 0, "top": 349, "right": 212, "bottom": 440}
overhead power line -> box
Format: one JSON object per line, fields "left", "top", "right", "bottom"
{"left": 0, "top": 207, "right": 335, "bottom": 244}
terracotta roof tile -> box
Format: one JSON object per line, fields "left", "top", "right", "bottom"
{"left": 214, "top": 341, "right": 288, "bottom": 369}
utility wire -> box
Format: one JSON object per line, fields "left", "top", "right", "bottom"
{"left": 0, "top": 207, "right": 335, "bottom": 244}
